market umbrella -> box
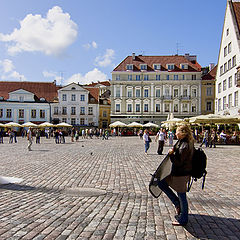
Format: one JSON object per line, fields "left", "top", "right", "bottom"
{"left": 109, "top": 121, "right": 127, "bottom": 128}
{"left": 4, "top": 122, "right": 22, "bottom": 128}
{"left": 143, "top": 122, "right": 159, "bottom": 128}
{"left": 38, "top": 122, "right": 54, "bottom": 128}
{"left": 56, "top": 122, "right": 72, "bottom": 127}
{"left": 162, "top": 118, "right": 184, "bottom": 124}
{"left": 22, "top": 122, "right": 38, "bottom": 128}
{"left": 0, "top": 123, "right": 5, "bottom": 127}
{"left": 189, "top": 114, "right": 238, "bottom": 124}
{"left": 127, "top": 122, "right": 143, "bottom": 127}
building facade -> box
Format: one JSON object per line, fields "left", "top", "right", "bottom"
{"left": 111, "top": 54, "right": 202, "bottom": 125}
{"left": 216, "top": 0, "right": 240, "bottom": 116}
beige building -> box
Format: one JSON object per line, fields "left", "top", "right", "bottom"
{"left": 111, "top": 54, "right": 202, "bottom": 125}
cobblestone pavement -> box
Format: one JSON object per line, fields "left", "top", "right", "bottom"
{"left": 0, "top": 136, "right": 240, "bottom": 240}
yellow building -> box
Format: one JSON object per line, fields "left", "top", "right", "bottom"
{"left": 201, "top": 65, "right": 216, "bottom": 115}
{"left": 99, "top": 97, "right": 111, "bottom": 129}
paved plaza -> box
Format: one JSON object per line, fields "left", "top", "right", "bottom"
{"left": 0, "top": 136, "right": 240, "bottom": 240}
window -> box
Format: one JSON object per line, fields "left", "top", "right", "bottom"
{"left": 127, "top": 104, "right": 132, "bottom": 112}
{"left": 174, "top": 75, "right": 178, "bottom": 80}
{"left": 167, "top": 64, "right": 174, "bottom": 70}
{"left": 140, "top": 64, "right": 147, "bottom": 70}
{"left": 62, "top": 94, "right": 67, "bottom": 101}
{"left": 224, "top": 62, "right": 227, "bottom": 72}
{"left": 116, "top": 88, "right": 120, "bottom": 97}
{"left": 206, "top": 87, "right": 212, "bottom": 96}
{"left": 235, "top": 73, "right": 237, "bottom": 85}
{"left": 71, "top": 107, "right": 76, "bottom": 115}
{"left": 62, "top": 118, "right": 67, "bottom": 123}
{"left": 174, "top": 104, "right": 178, "bottom": 112}
{"left": 165, "top": 87, "right": 170, "bottom": 96}
{"left": 218, "top": 98, "right": 221, "bottom": 111}
{"left": 232, "top": 55, "right": 236, "bottom": 67}
{"left": 181, "top": 64, "right": 188, "bottom": 70}
{"left": 234, "top": 91, "right": 239, "bottom": 106}
{"left": 144, "top": 89, "right": 149, "bottom": 98}
{"left": 182, "top": 103, "right": 188, "bottom": 112}
{"left": 144, "top": 75, "right": 149, "bottom": 80}
{"left": 80, "top": 95, "right": 85, "bottom": 101}
{"left": 223, "top": 96, "right": 226, "bottom": 110}
{"left": 136, "top": 89, "right": 140, "bottom": 98}
{"left": 192, "top": 104, "right": 197, "bottom": 113}
{"left": 144, "top": 104, "right": 149, "bottom": 112}
{"left": 116, "top": 104, "right": 120, "bottom": 112}
{"left": 228, "top": 94, "right": 232, "bottom": 108}
{"left": 228, "top": 59, "right": 231, "bottom": 70}
{"left": 192, "top": 89, "right": 197, "bottom": 97}
{"left": 182, "top": 75, "right": 185, "bottom": 80}
{"left": 54, "top": 107, "right": 58, "bottom": 114}
{"left": 174, "top": 89, "right": 179, "bottom": 98}
{"left": 192, "top": 74, "right": 196, "bottom": 80}
{"left": 128, "top": 75, "right": 132, "bottom": 81}
{"left": 103, "top": 111, "right": 107, "bottom": 117}
{"left": 71, "top": 118, "right": 76, "bottom": 125}
{"left": 218, "top": 83, "right": 222, "bottom": 93}
{"left": 62, "top": 107, "right": 67, "bottom": 115}
{"left": 136, "top": 75, "right": 140, "bottom": 81}
{"left": 164, "top": 103, "right": 170, "bottom": 112}
{"left": 127, "top": 89, "right": 132, "bottom": 98}
{"left": 19, "top": 96, "right": 24, "bottom": 102}
{"left": 71, "top": 94, "right": 76, "bottom": 101}
{"left": 183, "top": 89, "right": 188, "bottom": 97}
{"left": 227, "top": 28, "right": 229, "bottom": 36}
{"left": 126, "top": 64, "right": 133, "bottom": 70}
{"left": 224, "top": 46, "right": 227, "bottom": 57}
{"left": 136, "top": 104, "right": 140, "bottom": 112}
{"left": 206, "top": 102, "right": 212, "bottom": 111}
{"left": 80, "top": 118, "right": 85, "bottom": 125}
{"left": 80, "top": 107, "right": 85, "bottom": 115}
{"left": 156, "top": 104, "right": 160, "bottom": 112}
{"left": 18, "top": 109, "right": 24, "bottom": 118}
{"left": 166, "top": 75, "right": 170, "bottom": 80}
{"left": 228, "top": 42, "right": 232, "bottom": 54}
{"left": 0, "top": 109, "right": 3, "bottom": 118}
{"left": 31, "top": 109, "right": 36, "bottom": 118}
{"left": 156, "top": 89, "right": 160, "bottom": 97}
{"left": 40, "top": 110, "right": 45, "bottom": 119}
{"left": 116, "top": 75, "right": 120, "bottom": 80}
{"left": 228, "top": 76, "right": 232, "bottom": 88}
{"left": 220, "top": 66, "right": 223, "bottom": 75}
{"left": 154, "top": 64, "right": 161, "bottom": 70}
{"left": 88, "top": 107, "right": 93, "bottom": 115}
{"left": 156, "top": 75, "right": 160, "bottom": 80}
{"left": 223, "top": 79, "right": 227, "bottom": 91}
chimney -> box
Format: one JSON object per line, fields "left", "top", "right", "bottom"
{"left": 185, "top": 53, "right": 197, "bottom": 63}
{"left": 132, "top": 53, "right": 136, "bottom": 60}
{"left": 209, "top": 63, "right": 215, "bottom": 71}
{"left": 53, "top": 79, "right": 56, "bottom": 85}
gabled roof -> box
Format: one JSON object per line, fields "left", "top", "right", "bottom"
{"left": 0, "top": 81, "right": 59, "bottom": 102}
{"left": 86, "top": 81, "right": 111, "bottom": 87}
{"left": 232, "top": 1, "right": 240, "bottom": 34}
{"left": 202, "top": 65, "right": 217, "bottom": 80}
{"left": 113, "top": 55, "right": 201, "bottom": 72}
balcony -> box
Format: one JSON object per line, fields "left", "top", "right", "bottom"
{"left": 180, "top": 95, "right": 191, "bottom": 100}
{"left": 161, "top": 95, "right": 173, "bottom": 100}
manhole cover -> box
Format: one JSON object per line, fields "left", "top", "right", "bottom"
{"left": 63, "top": 187, "right": 107, "bottom": 197}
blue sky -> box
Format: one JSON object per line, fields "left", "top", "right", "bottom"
{"left": 0, "top": 0, "right": 227, "bottom": 85}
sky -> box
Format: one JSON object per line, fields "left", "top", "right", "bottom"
{"left": 0, "top": 0, "right": 227, "bottom": 86}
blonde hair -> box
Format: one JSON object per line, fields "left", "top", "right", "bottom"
{"left": 177, "top": 124, "right": 194, "bottom": 142}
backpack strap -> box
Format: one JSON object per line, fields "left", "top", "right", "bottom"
{"left": 201, "top": 171, "right": 207, "bottom": 190}
{"left": 187, "top": 177, "right": 194, "bottom": 192}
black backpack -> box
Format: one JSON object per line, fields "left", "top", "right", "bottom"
{"left": 187, "top": 147, "right": 207, "bottom": 191}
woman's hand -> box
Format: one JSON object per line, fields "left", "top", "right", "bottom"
{"left": 168, "top": 148, "right": 174, "bottom": 155}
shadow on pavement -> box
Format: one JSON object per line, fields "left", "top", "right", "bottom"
{"left": 185, "top": 214, "right": 240, "bottom": 240}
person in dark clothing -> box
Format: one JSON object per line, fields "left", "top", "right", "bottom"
{"left": 157, "top": 124, "right": 194, "bottom": 226}
{"left": 0, "top": 129, "right": 4, "bottom": 143}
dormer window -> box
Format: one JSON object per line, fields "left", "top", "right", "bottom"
{"left": 126, "top": 64, "right": 133, "bottom": 70}
{"left": 167, "top": 64, "right": 174, "bottom": 70}
{"left": 180, "top": 64, "right": 188, "bottom": 70}
{"left": 153, "top": 64, "right": 161, "bottom": 70}
{"left": 140, "top": 64, "right": 147, "bottom": 70}
{"left": 71, "top": 87, "right": 76, "bottom": 90}
{"left": 19, "top": 96, "right": 24, "bottom": 102}
{"left": 40, "top": 98, "right": 46, "bottom": 102}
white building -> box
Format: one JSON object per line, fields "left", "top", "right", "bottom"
{"left": 216, "top": 0, "right": 240, "bottom": 115}
{"left": 111, "top": 54, "right": 202, "bottom": 125}
{"left": 51, "top": 83, "right": 99, "bottom": 127}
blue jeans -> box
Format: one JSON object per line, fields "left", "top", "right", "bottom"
{"left": 145, "top": 141, "right": 150, "bottom": 153}
{"left": 158, "top": 179, "right": 188, "bottom": 224}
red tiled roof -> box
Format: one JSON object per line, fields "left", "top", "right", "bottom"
{"left": 0, "top": 81, "right": 59, "bottom": 102}
{"left": 232, "top": 2, "right": 240, "bottom": 34}
{"left": 84, "top": 87, "right": 99, "bottom": 103}
{"left": 113, "top": 55, "right": 201, "bottom": 72}
{"left": 202, "top": 65, "right": 217, "bottom": 80}
{"left": 86, "top": 81, "right": 110, "bottom": 87}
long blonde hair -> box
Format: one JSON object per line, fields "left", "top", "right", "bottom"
{"left": 177, "top": 124, "right": 194, "bottom": 142}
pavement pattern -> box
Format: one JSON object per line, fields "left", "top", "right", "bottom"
{"left": 0, "top": 136, "right": 240, "bottom": 240}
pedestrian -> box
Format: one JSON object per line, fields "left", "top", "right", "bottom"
{"left": 209, "top": 129, "right": 216, "bottom": 148}
{"left": 168, "top": 130, "right": 174, "bottom": 147}
{"left": 200, "top": 130, "right": 209, "bottom": 147}
{"left": 9, "top": 130, "right": 14, "bottom": 144}
{"left": 55, "top": 129, "right": 60, "bottom": 144}
{"left": 157, "top": 124, "right": 194, "bottom": 226}
{"left": 71, "top": 128, "right": 75, "bottom": 142}
{"left": 143, "top": 129, "right": 151, "bottom": 154}
{"left": 35, "top": 129, "right": 41, "bottom": 144}
{"left": 139, "top": 129, "right": 143, "bottom": 139}
{"left": 13, "top": 130, "right": 17, "bottom": 143}
{"left": 27, "top": 127, "right": 33, "bottom": 151}
{"left": 59, "top": 130, "right": 65, "bottom": 143}
{"left": 0, "top": 128, "right": 4, "bottom": 143}
{"left": 220, "top": 130, "right": 227, "bottom": 144}
{"left": 155, "top": 128, "right": 165, "bottom": 155}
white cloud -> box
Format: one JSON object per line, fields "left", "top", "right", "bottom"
{"left": 42, "top": 70, "right": 62, "bottom": 84}
{"left": 0, "top": 6, "right": 78, "bottom": 56}
{"left": 0, "top": 59, "right": 26, "bottom": 81}
{"left": 95, "top": 49, "right": 115, "bottom": 67}
{"left": 83, "top": 41, "right": 98, "bottom": 50}
{"left": 64, "top": 68, "right": 108, "bottom": 85}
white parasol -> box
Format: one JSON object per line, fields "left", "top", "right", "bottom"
{"left": 56, "top": 122, "right": 73, "bottom": 127}
{"left": 143, "top": 122, "right": 159, "bottom": 128}
{"left": 22, "top": 122, "right": 38, "bottom": 128}
{"left": 127, "top": 122, "right": 143, "bottom": 127}
{"left": 4, "top": 122, "right": 22, "bottom": 128}
{"left": 38, "top": 122, "right": 54, "bottom": 128}
{"left": 109, "top": 121, "right": 127, "bottom": 128}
